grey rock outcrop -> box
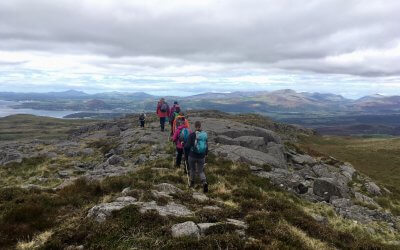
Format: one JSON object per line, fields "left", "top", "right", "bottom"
{"left": 138, "top": 201, "right": 193, "bottom": 217}
{"left": 197, "top": 223, "right": 218, "bottom": 235}
{"left": 87, "top": 196, "right": 137, "bottom": 222}
{"left": 291, "top": 154, "right": 317, "bottom": 165}
{"left": 354, "top": 192, "right": 379, "bottom": 208}
{"left": 171, "top": 221, "right": 200, "bottom": 238}
{"left": 0, "top": 150, "right": 22, "bottom": 166}
{"left": 365, "top": 182, "right": 382, "bottom": 196}
{"left": 313, "top": 178, "right": 345, "bottom": 201}
{"left": 107, "top": 155, "right": 125, "bottom": 166}
{"left": 214, "top": 145, "right": 286, "bottom": 168}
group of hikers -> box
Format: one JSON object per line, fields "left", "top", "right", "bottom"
{"left": 139, "top": 98, "right": 208, "bottom": 193}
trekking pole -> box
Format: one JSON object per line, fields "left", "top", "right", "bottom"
{"left": 184, "top": 153, "right": 190, "bottom": 187}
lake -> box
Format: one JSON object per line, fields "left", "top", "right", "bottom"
{"left": 0, "top": 100, "right": 79, "bottom": 118}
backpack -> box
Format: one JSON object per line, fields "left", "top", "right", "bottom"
{"left": 175, "top": 117, "right": 185, "bottom": 127}
{"left": 139, "top": 114, "right": 145, "bottom": 121}
{"left": 169, "top": 110, "right": 179, "bottom": 121}
{"left": 179, "top": 128, "right": 190, "bottom": 144}
{"left": 193, "top": 131, "right": 208, "bottom": 154}
{"left": 160, "top": 103, "right": 168, "bottom": 112}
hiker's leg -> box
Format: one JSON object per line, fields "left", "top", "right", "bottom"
{"left": 160, "top": 117, "right": 165, "bottom": 131}
{"left": 170, "top": 121, "right": 174, "bottom": 136}
{"left": 176, "top": 148, "right": 183, "bottom": 167}
{"left": 188, "top": 156, "right": 196, "bottom": 182}
{"left": 197, "top": 158, "right": 207, "bottom": 183}
{"left": 184, "top": 148, "right": 190, "bottom": 165}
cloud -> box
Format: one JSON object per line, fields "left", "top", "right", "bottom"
{"left": 0, "top": 0, "right": 399, "bottom": 96}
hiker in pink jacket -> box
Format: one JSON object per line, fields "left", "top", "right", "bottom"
{"left": 156, "top": 98, "right": 170, "bottom": 132}
{"left": 172, "top": 123, "right": 191, "bottom": 169}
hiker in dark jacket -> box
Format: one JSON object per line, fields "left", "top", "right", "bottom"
{"left": 184, "top": 121, "right": 209, "bottom": 193}
{"left": 139, "top": 112, "right": 146, "bottom": 128}
{"left": 169, "top": 101, "right": 181, "bottom": 136}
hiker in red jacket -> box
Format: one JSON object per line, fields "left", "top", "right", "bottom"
{"left": 156, "top": 98, "right": 170, "bottom": 132}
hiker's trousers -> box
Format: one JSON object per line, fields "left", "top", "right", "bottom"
{"left": 188, "top": 156, "right": 206, "bottom": 183}
{"left": 160, "top": 117, "right": 166, "bottom": 131}
{"left": 176, "top": 148, "right": 183, "bottom": 167}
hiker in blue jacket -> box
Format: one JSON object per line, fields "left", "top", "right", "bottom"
{"left": 184, "top": 121, "right": 209, "bottom": 193}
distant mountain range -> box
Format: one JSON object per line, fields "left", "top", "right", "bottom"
{"left": 0, "top": 89, "right": 400, "bottom": 113}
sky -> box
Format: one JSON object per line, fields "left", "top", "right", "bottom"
{"left": 0, "top": 0, "right": 400, "bottom": 98}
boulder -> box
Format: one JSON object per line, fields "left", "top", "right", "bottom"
{"left": 214, "top": 145, "right": 286, "bottom": 168}
{"left": 340, "top": 163, "right": 356, "bottom": 180}
{"left": 354, "top": 192, "right": 379, "bottom": 208}
{"left": 266, "top": 143, "right": 286, "bottom": 164}
{"left": 135, "top": 154, "right": 148, "bottom": 165}
{"left": 189, "top": 117, "right": 282, "bottom": 144}
{"left": 313, "top": 178, "right": 343, "bottom": 201}
{"left": 171, "top": 221, "right": 200, "bottom": 238}
{"left": 291, "top": 154, "right": 317, "bottom": 165}
{"left": 0, "top": 150, "right": 23, "bottom": 166}
{"left": 87, "top": 196, "right": 137, "bottom": 222}
{"left": 152, "top": 190, "right": 172, "bottom": 199}
{"left": 197, "top": 223, "right": 219, "bottom": 235}
{"left": 312, "top": 164, "right": 334, "bottom": 178}
{"left": 107, "top": 155, "right": 124, "bottom": 166}
{"left": 139, "top": 201, "right": 193, "bottom": 217}
{"left": 364, "top": 182, "right": 382, "bottom": 196}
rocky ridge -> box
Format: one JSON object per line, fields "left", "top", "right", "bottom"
{"left": 0, "top": 112, "right": 399, "bottom": 246}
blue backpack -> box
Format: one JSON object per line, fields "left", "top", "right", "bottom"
{"left": 179, "top": 128, "right": 190, "bottom": 144}
{"left": 193, "top": 131, "right": 208, "bottom": 154}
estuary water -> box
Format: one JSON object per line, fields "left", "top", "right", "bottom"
{"left": 0, "top": 100, "right": 79, "bottom": 118}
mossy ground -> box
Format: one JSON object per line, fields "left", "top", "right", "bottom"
{"left": 0, "top": 114, "right": 97, "bottom": 141}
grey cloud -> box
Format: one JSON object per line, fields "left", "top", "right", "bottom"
{"left": 0, "top": 0, "right": 400, "bottom": 77}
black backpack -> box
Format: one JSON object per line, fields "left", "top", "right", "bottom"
{"left": 160, "top": 103, "right": 168, "bottom": 112}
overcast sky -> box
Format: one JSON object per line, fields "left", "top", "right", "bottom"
{"left": 0, "top": 0, "right": 400, "bottom": 98}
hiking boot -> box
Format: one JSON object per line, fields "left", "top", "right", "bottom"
{"left": 203, "top": 182, "right": 208, "bottom": 193}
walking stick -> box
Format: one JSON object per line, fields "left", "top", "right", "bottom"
{"left": 183, "top": 152, "right": 190, "bottom": 187}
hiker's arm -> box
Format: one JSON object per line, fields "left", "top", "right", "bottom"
{"left": 185, "top": 133, "right": 194, "bottom": 150}
{"left": 172, "top": 129, "right": 179, "bottom": 142}
{"left": 206, "top": 140, "right": 209, "bottom": 156}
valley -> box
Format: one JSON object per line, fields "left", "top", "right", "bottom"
{"left": 1, "top": 89, "right": 400, "bottom": 136}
